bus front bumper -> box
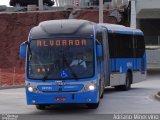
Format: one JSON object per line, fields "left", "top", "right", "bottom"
{"left": 26, "top": 91, "right": 98, "bottom": 105}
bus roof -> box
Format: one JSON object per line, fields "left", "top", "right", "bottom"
{"left": 30, "top": 19, "right": 95, "bottom": 39}
{"left": 99, "top": 23, "right": 143, "bottom": 35}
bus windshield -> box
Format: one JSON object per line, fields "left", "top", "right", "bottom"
{"left": 28, "top": 38, "right": 94, "bottom": 80}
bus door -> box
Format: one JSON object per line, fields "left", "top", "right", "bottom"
{"left": 96, "top": 31, "right": 105, "bottom": 92}
{"left": 102, "top": 28, "right": 110, "bottom": 87}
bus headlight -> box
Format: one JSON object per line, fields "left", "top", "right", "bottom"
{"left": 28, "top": 86, "right": 37, "bottom": 92}
{"left": 83, "top": 80, "right": 97, "bottom": 92}
{"left": 88, "top": 85, "right": 95, "bottom": 91}
{"left": 84, "top": 84, "right": 96, "bottom": 91}
{"left": 28, "top": 87, "right": 33, "bottom": 92}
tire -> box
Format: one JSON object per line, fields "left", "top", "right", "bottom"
{"left": 100, "top": 91, "right": 104, "bottom": 99}
{"left": 99, "top": 78, "right": 105, "bottom": 99}
{"left": 36, "top": 105, "right": 46, "bottom": 110}
{"left": 114, "top": 72, "right": 131, "bottom": 91}
{"left": 87, "top": 102, "right": 99, "bottom": 109}
{"left": 121, "top": 72, "right": 131, "bottom": 91}
{"left": 100, "top": 83, "right": 104, "bottom": 99}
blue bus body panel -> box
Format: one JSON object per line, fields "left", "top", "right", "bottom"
{"left": 37, "top": 84, "right": 84, "bottom": 92}
{"left": 110, "top": 57, "right": 147, "bottom": 73}
{"left": 61, "top": 84, "right": 84, "bottom": 92}
{"left": 26, "top": 88, "right": 98, "bottom": 105}
{"left": 100, "top": 23, "right": 143, "bottom": 35}
{"left": 107, "top": 30, "right": 143, "bottom": 35}
{"left": 110, "top": 58, "right": 134, "bottom": 72}
{"left": 25, "top": 76, "right": 99, "bottom": 105}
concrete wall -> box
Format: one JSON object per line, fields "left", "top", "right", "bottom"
{"left": 136, "top": 0, "right": 160, "bottom": 69}
{"left": 136, "top": 0, "right": 160, "bottom": 13}
{"left": 146, "top": 49, "right": 160, "bottom": 64}
{"left": 55, "top": 0, "right": 129, "bottom": 8}
{"left": 146, "top": 49, "right": 160, "bottom": 69}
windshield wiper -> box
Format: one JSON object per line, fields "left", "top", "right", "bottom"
{"left": 42, "top": 73, "right": 48, "bottom": 82}
{"left": 28, "top": 42, "right": 32, "bottom": 61}
{"left": 63, "top": 56, "right": 79, "bottom": 80}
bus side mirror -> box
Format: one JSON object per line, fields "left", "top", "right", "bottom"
{"left": 96, "top": 45, "right": 102, "bottom": 57}
{"left": 20, "top": 41, "right": 27, "bottom": 59}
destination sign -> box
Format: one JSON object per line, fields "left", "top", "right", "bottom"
{"left": 36, "top": 39, "right": 87, "bottom": 47}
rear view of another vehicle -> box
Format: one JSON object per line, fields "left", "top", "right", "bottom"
{"left": 9, "top": 0, "right": 54, "bottom": 7}
{"left": 44, "top": 0, "right": 54, "bottom": 6}
{"left": 10, "top": 0, "right": 22, "bottom": 7}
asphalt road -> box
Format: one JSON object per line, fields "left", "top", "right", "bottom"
{"left": 0, "top": 70, "right": 160, "bottom": 115}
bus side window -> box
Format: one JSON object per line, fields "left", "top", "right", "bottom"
{"left": 108, "top": 33, "right": 133, "bottom": 58}
{"left": 108, "top": 33, "right": 115, "bottom": 58}
{"left": 119, "top": 34, "right": 133, "bottom": 58}
{"left": 135, "top": 35, "right": 145, "bottom": 58}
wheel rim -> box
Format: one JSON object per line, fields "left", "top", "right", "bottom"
{"left": 126, "top": 75, "right": 130, "bottom": 89}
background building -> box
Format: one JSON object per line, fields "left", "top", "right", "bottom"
{"left": 136, "top": 0, "right": 160, "bottom": 46}
{"left": 55, "top": 0, "right": 128, "bottom": 8}
{"left": 136, "top": 0, "right": 160, "bottom": 68}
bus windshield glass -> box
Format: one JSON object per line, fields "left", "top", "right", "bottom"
{"left": 28, "top": 38, "right": 94, "bottom": 80}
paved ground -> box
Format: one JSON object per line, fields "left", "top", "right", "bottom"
{"left": 0, "top": 70, "right": 160, "bottom": 114}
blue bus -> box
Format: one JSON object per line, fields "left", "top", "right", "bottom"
{"left": 20, "top": 19, "right": 146, "bottom": 109}
{"left": 99, "top": 23, "right": 146, "bottom": 90}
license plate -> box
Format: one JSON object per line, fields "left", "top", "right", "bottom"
{"left": 55, "top": 97, "right": 66, "bottom": 101}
